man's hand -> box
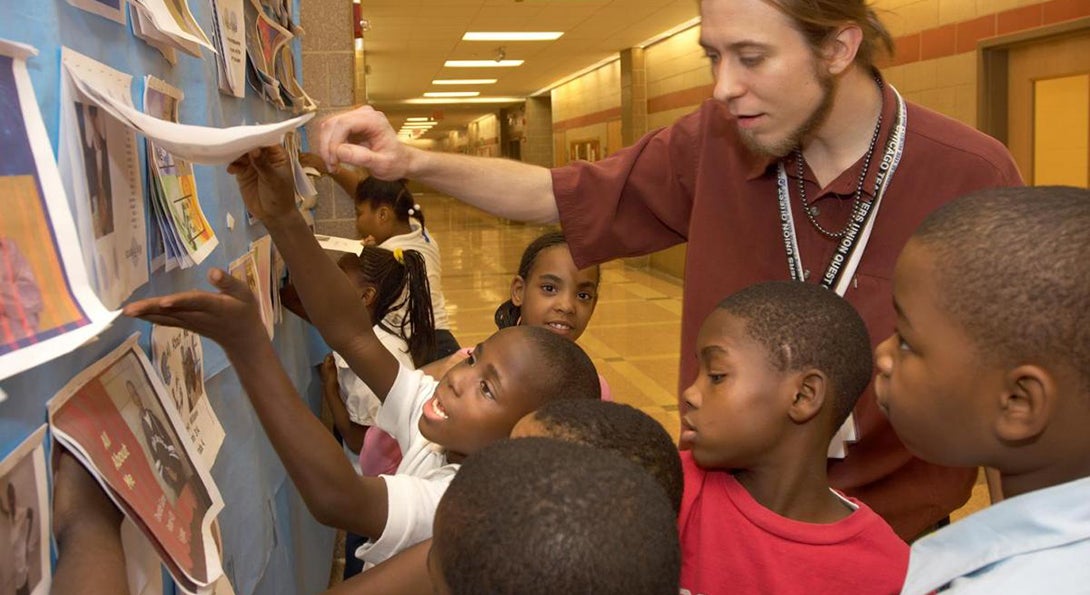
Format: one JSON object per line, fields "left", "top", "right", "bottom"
{"left": 123, "top": 269, "right": 267, "bottom": 353}
{"left": 316, "top": 106, "right": 413, "bottom": 180}
{"left": 227, "top": 146, "right": 299, "bottom": 224}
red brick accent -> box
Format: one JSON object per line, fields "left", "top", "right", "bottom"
{"left": 920, "top": 24, "right": 958, "bottom": 60}
{"left": 997, "top": 4, "right": 1045, "bottom": 35}
{"left": 956, "top": 15, "right": 997, "bottom": 54}
{"left": 1043, "top": 0, "right": 1090, "bottom": 24}
{"left": 647, "top": 84, "right": 714, "bottom": 114}
{"left": 552, "top": 107, "right": 622, "bottom": 133}
{"left": 888, "top": 33, "right": 921, "bottom": 67}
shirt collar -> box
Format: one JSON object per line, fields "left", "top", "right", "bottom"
{"left": 902, "top": 475, "right": 1090, "bottom": 595}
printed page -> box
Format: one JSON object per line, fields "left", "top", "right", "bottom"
{"left": 0, "top": 40, "right": 117, "bottom": 383}
{"left": 0, "top": 426, "right": 51, "bottom": 595}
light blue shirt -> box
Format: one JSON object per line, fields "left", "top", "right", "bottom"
{"left": 901, "top": 475, "right": 1090, "bottom": 594}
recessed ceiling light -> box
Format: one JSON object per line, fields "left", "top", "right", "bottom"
{"left": 444, "top": 60, "right": 524, "bottom": 68}
{"left": 401, "top": 123, "right": 437, "bottom": 128}
{"left": 423, "top": 91, "right": 481, "bottom": 98}
{"left": 405, "top": 117, "right": 433, "bottom": 122}
{"left": 462, "top": 32, "right": 563, "bottom": 41}
{"left": 403, "top": 97, "right": 525, "bottom": 104}
{"left": 432, "top": 79, "right": 497, "bottom": 85}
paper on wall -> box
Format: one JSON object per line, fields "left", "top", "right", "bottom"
{"left": 0, "top": 39, "right": 118, "bottom": 383}
{"left": 151, "top": 325, "right": 224, "bottom": 469}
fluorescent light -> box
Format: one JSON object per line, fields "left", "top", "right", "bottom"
{"left": 432, "top": 79, "right": 497, "bottom": 85}
{"left": 403, "top": 97, "right": 524, "bottom": 105}
{"left": 401, "top": 124, "right": 437, "bottom": 129}
{"left": 462, "top": 32, "right": 563, "bottom": 41}
{"left": 423, "top": 91, "right": 481, "bottom": 98}
{"left": 405, "top": 117, "right": 433, "bottom": 122}
{"left": 444, "top": 60, "right": 524, "bottom": 68}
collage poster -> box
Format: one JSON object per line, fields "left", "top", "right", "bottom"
{"left": 0, "top": 40, "right": 117, "bottom": 383}
{"left": 0, "top": 426, "right": 50, "bottom": 595}
{"left": 49, "top": 335, "right": 224, "bottom": 592}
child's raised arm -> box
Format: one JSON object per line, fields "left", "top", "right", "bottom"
{"left": 124, "top": 271, "right": 390, "bottom": 539}
{"left": 227, "top": 146, "right": 399, "bottom": 400}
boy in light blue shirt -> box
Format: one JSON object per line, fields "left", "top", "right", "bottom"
{"left": 873, "top": 186, "right": 1090, "bottom": 594}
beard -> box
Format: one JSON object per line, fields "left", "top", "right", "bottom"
{"left": 738, "top": 65, "right": 836, "bottom": 158}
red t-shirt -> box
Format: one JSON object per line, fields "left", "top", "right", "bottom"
{"left": 678, "top": 452, "right": 908, "bottom": 595}
{"left": 552, "top": 79, "right": 1022, "bottom": 538}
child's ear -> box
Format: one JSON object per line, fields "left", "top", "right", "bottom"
{"left": 360, "top": 286, "right": 378, "bottom": 308}
{"left": 787, "top": 369, "right": 826, "bottom": 424}
{"left": 510, "top": 276, "right": 526, "bottom": 307}
{"left": 994, "top": 365, "right": 1055, "bottom": 443}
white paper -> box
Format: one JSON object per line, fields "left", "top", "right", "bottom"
{"left": 315, "top": 234, "right": 363, "bottom": 256}
{"left": 151, "top": 326, "right": 224, "bottom": 468}
{"left": 58, "top": 48, "right": 149, "bottom": 310}
{"left": 0, "top": 426, "right": 51, "bottom": 595}
{"left": 249, "top": 236, "right": 275, "bottom": 339}
{"left": 128, "top": 0, "right": 215, "bottom": 57}
{"left": 210, "top": 0, "right": 245, "bottom": 98}
{"left": 0, "top": 39, "right": 118, "bottom": 382}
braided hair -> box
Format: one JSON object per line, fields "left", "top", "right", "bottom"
{"left": 337, "top": 247, "right": 436, "bottom": 366}
{"left": 354, "top": 176, "right": 427, "bottom": 233}
{"left": 494, "top": 231, "right": 576, "bottom": 329}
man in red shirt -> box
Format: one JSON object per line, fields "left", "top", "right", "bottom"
{"left": 314, "top": 0, "right": 1022, "bottom": 539}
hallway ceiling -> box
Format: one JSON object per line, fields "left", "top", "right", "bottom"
{"left": 358, "top": 0, "right": 700, "bottom": 135}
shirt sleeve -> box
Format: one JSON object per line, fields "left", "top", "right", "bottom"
{"left": 552, "top": 107, "right": 705, "bottom": 269}
{"left": 374, "top": 366, "right": 435, "bottom": 454}
{"left": 353, "top": 466, "right": 457, "bottom": 566}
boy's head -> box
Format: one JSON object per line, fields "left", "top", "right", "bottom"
{"left": 430, "top": 437, "right": 680, "bottom": 595}
{"left": 875, "top": 186, "right": 1090, "bottom": 483}
{"left": 681, "top": 281, "right": 872, "bottom": 469}
{"left": 419, "top": 325, "right": 600, "bottom": 458}
{"left": 511, "top": 399, "right": 684, "bottom": 513}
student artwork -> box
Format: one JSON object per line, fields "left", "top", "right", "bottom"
{"left": 143, "top": 76, "right": 218, "bottom": 270}
{"left": 243, "top": 0, "right": 315, "bottom": 113}
{"left": 228, "top": 248, "right": 273, "bottom": 338}
{"left": 48, "top": 334, "right": 225, "bottom": 593}
{"left": 128, "top": 0, "right": 215, "bottom": 59}
{"left": 0, "top": 40, "right": 117, "bottom": 384}
{"left": 210, "top": 0, "right": 246, "bottom": 98}
{"left": 60, "top": 50, "right": 313, "bottom": 165}
{"left": 58, "top": 48, "right": 149, "bottom": 310}
{"left": 151, "top": 326, "right": 224, "bottom": 469}
{"left": 65, "top": 0, "right": 128, "bottom": 25}
{"left": 0, "top": 426, "right": 50, "bottom": 595}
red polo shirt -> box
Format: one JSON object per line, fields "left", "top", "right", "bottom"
{"left": 552, "top": 81, "right": 1022, "bottom": 539}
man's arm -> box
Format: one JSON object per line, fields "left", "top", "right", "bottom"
{"left": 316, "top": 106, "right": 559, "bottom": 223}
{"left": 124, "top": 270, "right": 390, "bottom": 538}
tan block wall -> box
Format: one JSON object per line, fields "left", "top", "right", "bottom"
{"left": 552, "top": 61, "right": 622, "bottom": 123}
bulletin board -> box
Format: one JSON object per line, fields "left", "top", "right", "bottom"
{"left": 0, "top": 2, "right": 333, "bottom": 594}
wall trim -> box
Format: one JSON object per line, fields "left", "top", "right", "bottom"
{"left": 552, "top": 107, "right": 622, "bottom": 133}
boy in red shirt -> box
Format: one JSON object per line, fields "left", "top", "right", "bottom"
{"left": 679, "top": 281, "right": 907, "bottom": 594}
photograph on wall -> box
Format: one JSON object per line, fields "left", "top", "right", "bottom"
{"left": 48, "top": 334, "right": 225, "bottom": 592}
{"left": 65, "top": 0, "right": 128, "bottom": 26}
{"left": 58, "top": 48, "right": 148, "bottom": 311}
{"left": 151, "top": 325, "right": 224, "bottom": 468}
{"left": 0, "top": 39, "right": 117, "bottom": 383}
{"left": 0, "top": 426, "right": 50, "bottom": 595}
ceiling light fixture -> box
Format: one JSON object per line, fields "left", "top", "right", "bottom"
{"left": 444, "top": 60, "right": 524, "bottom": 68}
{"left": 403, "top": 97, "right": 524, "bottom": 105}
{"left": 423, "top": 91, "right": 481, "bottom": 98}
{"left": 405, "top": 117, "right": 433, "bottom": 122}
{"left": 432, "top": 79, "right": 498, "bottom": 85}
{"left": 462, "top": 32, "right": 563, "bottom": 41}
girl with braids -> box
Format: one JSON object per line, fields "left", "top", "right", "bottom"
{"left": 301, "top": 151, "right": 460, "bottom": 361}
{"left": 423, "top": 231, "right": 612, "bottom": 401}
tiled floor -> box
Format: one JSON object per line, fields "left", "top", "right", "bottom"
{"left": 421, "top": 193, "right": 684, "bottom": 443}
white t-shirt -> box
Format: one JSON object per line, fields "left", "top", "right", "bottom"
{"left": 334, "top": 324, "right": 415, "bottom": 472}
{"left": 380, "top": 222, "right": 451, "bottom": 331}
{"left": 353, "top": 365, "right": 457, "bottom": 567}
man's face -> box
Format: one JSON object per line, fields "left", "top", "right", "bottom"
{"left": 699, "top": 0, "right": 835, "bottom": 157}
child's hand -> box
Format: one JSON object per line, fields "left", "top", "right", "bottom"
{"left": 320, "top": 353, "right": 338, "bottom": 387}
{"left": 123, "top": 269, "right": 267, "bottom": 353}
{"left": 226, "top": 146, "right": 299, "bottom": 224}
